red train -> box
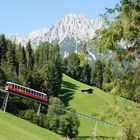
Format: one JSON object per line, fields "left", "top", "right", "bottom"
{"left": 5, "top": 82, "right": 48, "bottom": 102}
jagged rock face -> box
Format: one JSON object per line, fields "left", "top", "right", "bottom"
{"left": 7, "top": 13, "right": 103, "bottom": 59}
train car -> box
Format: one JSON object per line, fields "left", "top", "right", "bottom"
{"left": 5, "top": 82, "right": 48, "bottom": 102}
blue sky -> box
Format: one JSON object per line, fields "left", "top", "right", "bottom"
{"left": 0, "top": 0, "right": 120, "bottom": 35}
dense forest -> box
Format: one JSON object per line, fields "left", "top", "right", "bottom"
{"left": 0, "top": 36, "right": 79, "bottom": 138}
{"left": 0, "top": 37, "right": 63, "bottom": 96}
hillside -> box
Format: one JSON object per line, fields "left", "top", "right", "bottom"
{"left": 60, "top": 74, "right": 138, "bottom": 139}
{"left": 0, "top": 111, "right": 63, "bottom": 140}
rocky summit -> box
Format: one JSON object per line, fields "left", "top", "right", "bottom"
{"left": 7, "top": 13, "right": 103, "bottom": 58}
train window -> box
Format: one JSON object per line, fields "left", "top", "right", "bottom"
{"left": 26, "top": 89, "right": 29, "bottom": 93}
{"left": 21, "top": 87, "right": 23, "bottom": 91}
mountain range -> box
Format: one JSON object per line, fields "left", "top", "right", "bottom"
{"left": 7, "top": 13, "right": 103, "bottom": 59}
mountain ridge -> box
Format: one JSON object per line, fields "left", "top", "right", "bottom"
{"left": 7, "top": 13, "right": 103, "bottom": 59}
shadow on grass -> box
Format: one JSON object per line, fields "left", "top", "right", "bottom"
{"left": 75, "top": 136, "right": 115, "bottom": 140}
{"left": 60, "top": 80, "right": 79, "bottom": 106}
{"left": 62, "top": 80, "right": 79, "bottom": 90}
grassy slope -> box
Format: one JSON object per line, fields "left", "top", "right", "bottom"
{"left": 60, "top": 74, "right": 137, "bottom": 139}
{"left": 0, "top": 111, "right": 63, "bottom": 140}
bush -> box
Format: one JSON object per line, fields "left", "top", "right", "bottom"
{"left": 58, "top": 113, "right": 80, "bottom": 138}
{"left": 19, "top": 97, "right": 80, "bottom": 139}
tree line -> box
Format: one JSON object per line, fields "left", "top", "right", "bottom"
{"left": 64, "top": 52, "right": 121, "bottom": 92}
{"left": 0, "top": 35, "right": 62, "bottom": 96}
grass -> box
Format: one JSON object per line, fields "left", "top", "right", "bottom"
{"left": 60, "top": 74, "right": 139, "bottom": 139}
{"left": 0, "top": 75, "right": 139, "bottom": 140}
{"left": 0, "top": 111, "right": 64, "bottom": 140}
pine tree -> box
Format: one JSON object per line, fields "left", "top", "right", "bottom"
{"left": 35, "top": 42, "right": 50, "bottom": 66}
{"left": 6, "top": 42, "right": 17, "bottom": 72}
{"left": 0, "top": 34, "right": 7, "bottom": 63}
{"left": 92, "top": 59, "right": 103, "bottom": 89}
{"left": 16, "top": 44, "right": 27, "bottom": 84}
{"left": 44, "top": 50, "right": 63, "bottom": 96}
{"left": 0, "top": 67, "right": 7, "bottom": 86}
{"left": 103, "top": 58, "right": 112, "bottom": 84}
{"left": 26, "top": 40, "right": 34, "bottom": 70}
{"left": 80, "top": 63, "right": 91, "bottom": 85}
{"left": 66, "top": 53, "right": 80, "bottom": 80}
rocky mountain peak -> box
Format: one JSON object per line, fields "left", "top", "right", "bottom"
{"left": 7, "top": 13, "right": 103, "bottom": 60}
{"left": 7, "top": 13, "right": 103, "bottom": 47}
